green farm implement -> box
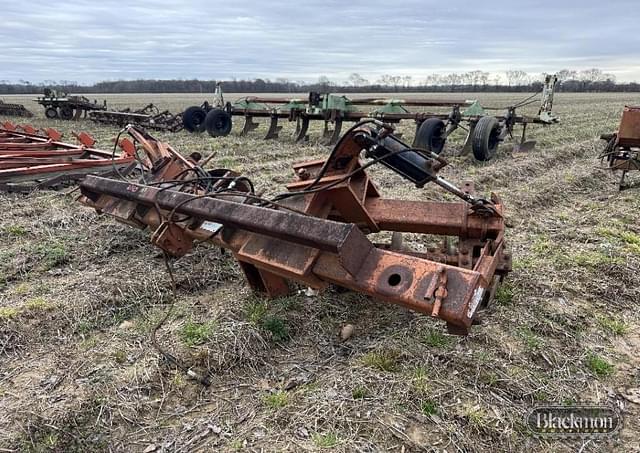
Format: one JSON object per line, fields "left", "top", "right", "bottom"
{"left": 182, "top": 75, "right": 559, "bottom": 161}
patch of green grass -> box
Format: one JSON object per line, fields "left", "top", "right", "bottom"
{"left": 532, "top": 234, "right": 553, "bottom": 255}
{"left": 75, "top": 320, "right": 94, "bottom": 335}
{"left": 597, "top": 226, "right": 640, "bottom": 255}
{"left": 263, "top": 391, "right": 288, "bottom": 409}
{"left": 494, "top": 283, "right": 514, "bottom": 305}
{"left": 512, "top": 256, "right": 536, "bottom": 270}
{"left": 351, "top": 385, "right": 369, "bottom": 399}
{"left": 463, "top": 405, "right": 487, "bottom": 427}
{"left": 272, "top": 295, "right": 301, "bottom": 311}
{"left": 597, "top": 316, "right": 628, "bottom": 336}
{"left": 245, "top": 300, "right": 268, "bottom": 325}
{"left": 361, "top": 349, "right": 400, "bottom": 372}
{"left": 479, "top": 371, "right": 498, "bottom": 386}
{"left": 517, "top": 327, "right": 542, "bottom": 351}
{"left": 586, "top": 353, "right": 614, "bottom": 377}
{"left": 421, "top": 399, "right": 438, "bottom": 416}
{"left": 79, "top": 336, "right": 97, "bottom": 350}
{"left": 422, "top": 329, "right": 453, "bottom": 348}
{"left": 112, "top": 349, "right": 127, "bottom": 364}
{"left": 3, "top": 225, "right": 27, "bottom": 237}
{"left": 219, "top": 157, "right": 235, "bottom": 168}
{"left": 24, "top": 297, "right": 54, "bottom": 311}
{"left": 0, "top": 306, "right": 20, "bottom": 320}
{"left": 36, "top": 241, "right": 69, "bottom": 269}
{"left": 410, "top": 366, "right": 430, "bottom": 393}
{"left": 180, "top": 320, "right": 216, "bottom": 347}
{"left": 564, "top": 250, "right": 622, "bottom": 267}
{"left": 312, "top": 432, "right": 338, "bottom": 449}
{"left": 13, "top": 282, "right": 30, "bottom": 295}
{"left": 262, "top": 316, "right": 290, "bottom": 342}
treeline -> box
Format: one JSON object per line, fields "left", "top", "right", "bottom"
{"left": 1, "top": 68, "right": 638, "bottom": 94}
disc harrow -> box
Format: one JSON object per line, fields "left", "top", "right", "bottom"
{"left": 0, "top": 100, "right": 34, "bottom": 118}
{"left": 89, "top": 104, "right": 183, "bottom": 132}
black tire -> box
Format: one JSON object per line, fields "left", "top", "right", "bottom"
{"left": 59, "top": 105, "right": 74, "bottom": 120}
{"left": 471, "top": 116, "right": 501, "bottom": 161}
{"left": 182, "top": 106, "right": 207, "bottom": 133}
{"left": 45, "top": 107, "right": 58, "bottom": 119}
{"left": 204, "top": 108, "right": 233, "bottom": 137}
{"left": 414, "top": 118, "right": 446, "bottom": 154}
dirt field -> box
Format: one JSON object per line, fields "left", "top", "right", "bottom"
{"left": 1, "top": 92, "right": 639, "bottom": 452}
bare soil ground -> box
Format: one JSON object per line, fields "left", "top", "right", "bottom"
{"left": 0, "top": 92, "right": 639, "bottom": 452}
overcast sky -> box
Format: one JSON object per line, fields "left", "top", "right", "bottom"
{"left": 2, "top": 0, "right": 639, "bottom": 84}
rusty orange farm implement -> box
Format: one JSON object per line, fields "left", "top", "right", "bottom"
{"left": 78, "top": 121, "right": 511, "bottom": 334}
{"left": 600, "top": 106, "right": 640, "bottom": 190}
{"left": 0, "top": 121, "right": 136, "bottom": 191}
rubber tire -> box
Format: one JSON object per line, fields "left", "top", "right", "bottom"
{"left": 204, "top": 108, "right": 233, "bottom": 137}
{"left": 471, "top": 116, "right": 501, "bottom": 161}
{"left": 414, "top": 118, "right": 446, "bottom": 154}
{"left": 182, "top": 106, "right": 207, "bottom": 133}
{"left": 45, "top": 107, "right": 58, "bottom": 119}
{"left": 59, "top": 105, "right": 74, "bottom": 120}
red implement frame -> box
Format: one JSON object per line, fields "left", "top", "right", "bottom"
{"left": 0, "top": 122, "right": 137, "bottom": 191}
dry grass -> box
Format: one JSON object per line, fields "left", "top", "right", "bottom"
{"left": 1, "top": 92, "right": 640, "bottom": 451}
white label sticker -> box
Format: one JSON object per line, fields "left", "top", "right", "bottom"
{"left": 467, "top": 287, "right": 485, "bottom": 318}
{"left": 201, "top": 221, "right": 223, "bottom": 234}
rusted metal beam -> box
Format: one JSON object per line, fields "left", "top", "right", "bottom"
{"left": 81, "top": 176, "right": 373, "bottom": 276}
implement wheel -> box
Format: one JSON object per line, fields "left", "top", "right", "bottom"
{"left": 182, "top": 106, "right": 207, "bottom": 133}
{"left": 471, "top": 116, "right": 501, "bottom": 161}
{"left": 59, "top": 105, "right": 74, "bottom": 120}
{"left": 45, "top": 107, "right": 58, "bottom": 119}
{"left": 414, "top": 118, "right": 446, "bottom": 154}
{"left": 204, "top": 108, "right": 233, "bottom": 137}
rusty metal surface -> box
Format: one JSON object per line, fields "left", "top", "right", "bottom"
{"left": 77, "top": 124, "right": 511, "bottom": 334}
{"left": 617, "top": 106, "right": 640, "bottom": 147}
{"left": 600, "top": 106, "right": 640, "bottom": 189}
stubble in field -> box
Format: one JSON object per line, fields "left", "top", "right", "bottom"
{"left": 0, "top": 92, "right": 639, "bottom": 451}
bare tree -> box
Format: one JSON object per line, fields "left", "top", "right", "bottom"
{"left": 317, "top": 75, "right": 333, "bottom": 91}
{"left": 505, "top": 70, "right": 528, "bottom": 86}
{"left": 348, "top": 73, "right": 367, "bottom": 87}
{"left": 556, "top": 69, "right": 578, "bottom": 82}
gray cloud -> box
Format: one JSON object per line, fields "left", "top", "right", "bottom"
{"left": 1, "top": 0, "right": 639, "bottom": 83}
